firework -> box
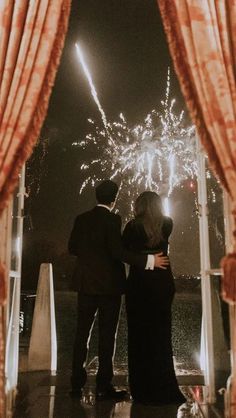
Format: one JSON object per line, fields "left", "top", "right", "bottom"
{"left": 73, "top": 68, "right": 197, "bottom": 217}
{"left": 75, "top": 43, "right": 114, "bottom": 146}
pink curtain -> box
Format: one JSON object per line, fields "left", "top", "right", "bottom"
{"left": 0, "top": 1, "right": 71, "bottom": 414}
{"left": 157, "top": 0, "right": 236, "bottom": 303}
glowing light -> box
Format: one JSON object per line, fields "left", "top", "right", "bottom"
{"left": 163, "top": 197, "right": 170, "bottom": 216}
{"left": 75, "top": 43, "right": 114, "bottom": 146}
{"left": 74, "top": 68, "right": 197, "bottom": 218}
{"left": 168, "top": 154, "right": 175, "bottom": 196}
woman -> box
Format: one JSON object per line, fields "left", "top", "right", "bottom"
{"left": 122, "top": 191, "right": 186, "bottom": 406}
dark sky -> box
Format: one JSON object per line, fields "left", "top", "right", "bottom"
{"left": 28, "top": 0, "right": 185, "bottom": 230}
{"left": 23, "top": 0, "right": 210, "bottom": 288}
{"left": 47, "top": 0, "right": 184, "bottom": 132}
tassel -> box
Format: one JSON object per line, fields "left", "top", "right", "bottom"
{"left": 221, "top": 253, "right": 236, "bottom": 303}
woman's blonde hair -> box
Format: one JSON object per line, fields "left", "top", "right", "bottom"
{"left": 134, "top": 191, "right": 164, "bottom": 247}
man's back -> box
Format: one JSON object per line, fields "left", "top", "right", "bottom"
{"left": 68, "top": 206, "right": 126, "bottom": 294}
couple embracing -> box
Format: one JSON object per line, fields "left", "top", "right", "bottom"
{"left": 68, "top": 179, "right": 186, "bottom": 406}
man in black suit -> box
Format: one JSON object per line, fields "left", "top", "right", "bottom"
{"left": 68, "top": 180, "right": 169, "bottom": 401}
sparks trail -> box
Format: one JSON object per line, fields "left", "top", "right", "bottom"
{"left": 75, "top": 43, "right": 115, "bottom": 146}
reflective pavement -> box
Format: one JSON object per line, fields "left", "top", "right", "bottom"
{"left": 15, "top": 289, "right": 227, "bottom": 417}
{"left": 13, "top": 371, "right": 225, "bottom": 418}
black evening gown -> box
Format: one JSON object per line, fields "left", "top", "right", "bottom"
{"left": 122, "top": 216, "right": 186, "bottom": 405}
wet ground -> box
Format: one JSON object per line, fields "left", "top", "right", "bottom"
{"left": 13, "top": 371, "right": 225, "bottom": 418}
{"left": 54, "top": 289, "right": 202, "bottom": 373}
{"left": 15, "top": 285, "right": 229, "bottom": 417}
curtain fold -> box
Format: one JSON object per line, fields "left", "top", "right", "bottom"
{"left": 0, "top": 1, "right": 71, "bottom": 415}
{"left": 158, "top": 0, "right": 236, "bottom": 303}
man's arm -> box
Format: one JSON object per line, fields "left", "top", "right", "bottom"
{"left": 140, "top": 253, "right": 169, "bottom": 270}
{"left": 108, "top": 215, "right": 147, "bottom": 267}
{"left": 154, "top": 253, "right": 169, "bottom": 269}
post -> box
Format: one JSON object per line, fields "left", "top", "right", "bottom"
{"left": 28, "top": 263, "right": 57, "bottom": 372}
{"left": 197, "top": 138, "right": 216, "bottom": 403}
{"left": 0, "top": 199, "right": 13, "bottom": 418}
{"left": 223, "top": 190, "right": 236, "bottom": 417}
{"left": 5, "top": 166, "right": 26, "bottom": 394}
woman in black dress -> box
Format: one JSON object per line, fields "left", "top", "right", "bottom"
{"left": 122, "top": 191, "right": 186, "bottom": 406}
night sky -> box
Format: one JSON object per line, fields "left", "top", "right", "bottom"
{"left": 22, "top": 0, "right": 224, "bottom": 289}
{"left": 49, "top": 0, "right": 182, "bottom": 126}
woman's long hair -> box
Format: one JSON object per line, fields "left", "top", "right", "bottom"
{"left": 134, "top": 191, "right": 164, "bottom": 247}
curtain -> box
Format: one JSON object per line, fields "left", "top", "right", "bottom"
{"left": 0, "top": 1, "right": 71, "bottom": 415}
{"left": 157, "top": 0, "right": 236, "bottom": 303}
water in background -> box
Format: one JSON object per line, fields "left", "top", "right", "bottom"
{"left": 53, "top": 280, "right": 202, "bottom": 374}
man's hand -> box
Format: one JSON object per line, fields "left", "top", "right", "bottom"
{"left": 154, "top": 252, "right": 169, "bottom": 269}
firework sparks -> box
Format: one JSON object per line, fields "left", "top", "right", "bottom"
{"left": 163, "top": 197, "right": 170, "bottom": 216}
{"left": 75, "top": 43, "right": 114, "bottom": 146}
{"left": 74, "top": 68, "right": 197, "bottom": 217}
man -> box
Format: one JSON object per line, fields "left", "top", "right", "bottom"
{"left": 68, "top": 180, "right": 169, "bottom": 401}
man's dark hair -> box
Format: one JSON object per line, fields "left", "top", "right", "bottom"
{"left": 95, "top": 180, "right": 119, "bottom": 205}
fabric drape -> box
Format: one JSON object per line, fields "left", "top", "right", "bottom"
{"left": 0, "top": 1, "right": 71, "bottom": 415}
{"left": 157, "top": 0, "right": 236, "bottom": 303}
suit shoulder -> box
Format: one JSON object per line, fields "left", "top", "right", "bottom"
{"left": 107, "top": 212, "right": 122, "bottom": 228}
{"left": 122, "top": 219, "right": 135, "bottom": 240}
{"left": 110, "top": 212, "right": 121, "bottom": 219}
{"left": 74, "top": 209, "right": 93, "bottom": 222}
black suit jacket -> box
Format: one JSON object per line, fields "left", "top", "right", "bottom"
{"left": 68, "top": 206, "right": 147, "bottom": 294}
